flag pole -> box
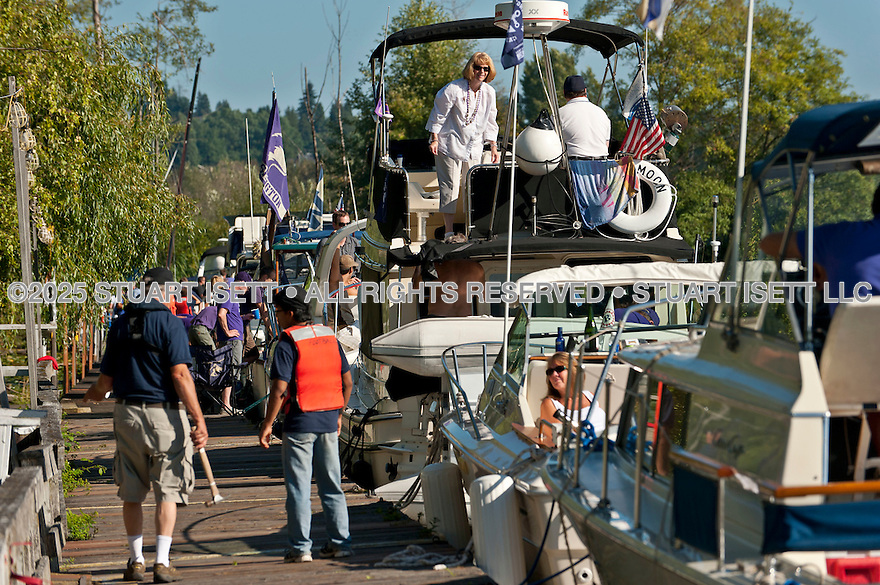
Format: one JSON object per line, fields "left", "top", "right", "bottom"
{"left": 729, "top": 0, "right": 754, "bottom": 301}
{"left": 246, "top": 118, "right": 254, "bottom": 221}
{"left": 502, "top": 64, "right": 519, "bottom": 375}
{"left": 498, "top": 0, "right": 524, "bottom": 374}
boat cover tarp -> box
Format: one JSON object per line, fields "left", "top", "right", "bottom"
{"left": 387, "top": 234, "right": 694, "bottom": 276}
{"left": 762, "top": 499, "right": 880, "bottom": 554}
{"left": 517, "top": 262, "right": 724, "bottom": 288}
{"left": 752, "top": 100, "right": 880, "bottom": 180}
{"left": 673, "top": 466, "right": 719, "bottom": 554}
{"left": 369, "top": 18, "right": 642, "bottom": 63}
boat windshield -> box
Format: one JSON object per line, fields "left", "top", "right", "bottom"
{"left": 714, "top": 167, "right": 877, "bottom": 342}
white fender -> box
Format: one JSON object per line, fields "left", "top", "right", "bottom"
{"left": 608, "top": 160, "right": 675, "bottom": 235}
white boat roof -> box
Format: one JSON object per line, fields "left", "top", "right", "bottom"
{"left": 516, "top": 262, "right": 725, "bottom": 288}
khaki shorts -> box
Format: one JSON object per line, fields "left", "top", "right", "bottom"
{"left": 113, "top": 402, "right": 195, "bottom": 505}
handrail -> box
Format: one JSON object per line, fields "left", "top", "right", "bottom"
{"left": 440, "top": 340, "right": 504, "bottom": 441}
{"left": 771, "top": 480, "right": 880, "bottom": 499}
{"left": 670, "top": 446, "right": 880, "bottom": 499}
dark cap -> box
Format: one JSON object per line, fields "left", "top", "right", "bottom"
{"left": 142, "top": 267, "right": 174, "bottom": 285}
{"left": 273, "top": 285, "right": 308, "bottom": 312}
{"left": 563, "top": 75, "right": 586, "bottom": 95}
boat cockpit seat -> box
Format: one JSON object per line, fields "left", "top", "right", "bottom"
{"left": 405, "top": 171, "right": 440, "bottom": 242}
{"left": 820, "top": 297, "right": 880, "bottom": 412}
{"left": 525, "top": 359, "right": 549, "bottom": 426}
{"left": 819, "top": 298, "right": 880, "bottom": 481}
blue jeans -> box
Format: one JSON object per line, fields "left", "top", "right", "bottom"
{"left": 282, "top": 432, "right": 351, "bottom": 554}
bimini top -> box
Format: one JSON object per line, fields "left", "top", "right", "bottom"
{"left": 369, "top": 18, "right": 642, "bottom": 62}
{"left": 751, "top": 100, "right": 880, "bottom": 181}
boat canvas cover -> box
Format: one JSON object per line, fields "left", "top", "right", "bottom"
{"left": 516, "top": 261, "right": 724, "bottom": 288}
{"left": 762, "top": 499, "right": 880, "bottom": 554}
{"left": 752, "top": 100, "right": 880, "bottom": 181}
{"left": 387, "top": 235, "right": 695, "bottom": 272}
{"left": 369, "top": 18, "right": 642, "bottom": 63}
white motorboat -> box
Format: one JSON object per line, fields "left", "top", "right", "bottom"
{"left": 544, "top": 101, "right": 880, "bottom": 585}
{"left": 338, "top": 1, "right": 696, "bottom": 495}
{"left": 437, "top": 261, "right": 723, "bottom": 585}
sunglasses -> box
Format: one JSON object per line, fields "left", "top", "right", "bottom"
{"left": 473, "top": 65, "right": 490, "bottom": 72}
{"left": 546, "top": 365, "right": 566, "bottom": 376}
{"left": 337, "top": 222, "right": 350, "bottom": 227}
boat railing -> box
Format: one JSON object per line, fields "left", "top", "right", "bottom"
{"left": 557, "top": 299, "right": 709, "bottom": 529}
{"left": 440, "top": 340, "right": 504, "bottom": 440}
{"left": 668, "top": 445, "right": 880, "bottom": 569}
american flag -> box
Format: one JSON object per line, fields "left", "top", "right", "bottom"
{"left": 619, "top": 93, "right": 665, "bottom": 159}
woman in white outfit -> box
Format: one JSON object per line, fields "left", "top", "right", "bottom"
{"left": 426, "top": 52, "right": 500, "bottom": 243}
{"left": 539, "top": 351, "right": 606, "bottom": 436}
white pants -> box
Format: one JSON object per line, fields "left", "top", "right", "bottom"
{"left": 435, "top": 152, "right": 481, "bottom": 215}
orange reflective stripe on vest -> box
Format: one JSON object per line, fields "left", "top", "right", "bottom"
{"left": 283, "top": 325, "right": 344, "bottom": 413}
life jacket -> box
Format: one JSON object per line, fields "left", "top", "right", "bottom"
{"left": 282, "top": 324, "right": 344, "bottom": 413}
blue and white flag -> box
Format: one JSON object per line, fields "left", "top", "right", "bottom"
{"left": 500, "top": 0, "right": 524, "bottom": 69}
{"left": 636, "top": 0, "right": 673, "bottom": 41}
{"left": 307, "top": 166, "right": 324, "bottom": 231}
{"left": 260, "top": 95, "right": 290, "bottom": 220}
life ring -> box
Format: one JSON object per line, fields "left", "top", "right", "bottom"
{"left": 608, "top": 160, "right": 675, "bottom": 235}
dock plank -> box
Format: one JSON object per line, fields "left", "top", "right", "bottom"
{"left": 59, "top": 371, "right": 489, "bottom": 584}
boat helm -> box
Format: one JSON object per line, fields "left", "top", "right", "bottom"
{"left": 608, "top": 160, "right": 675, "bottom": 234}
{"left": 515, "top": 110, "right": 564, "bottom": 176}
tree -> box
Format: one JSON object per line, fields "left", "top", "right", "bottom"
{"left": 195, "top": 92, "right": 211, "bottom": 116}
{"left": 518, "top": 48, "right": 579, "bottom": 126}
{"left": 580, "top": 0, "right": 860, "bottom": 248}
{"left": 382, "top": 0, "right": 476, "bottom": 139}
{"left": 0, "top": 0, "right": 184, "bottom": 335}
{"left": 125, "top": 0, "right": 216, "bottom": 80}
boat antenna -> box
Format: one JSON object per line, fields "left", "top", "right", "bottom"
{"left": 167, "top": 57, "right": 201, "bottom": 273}
{"left": 725, "top": 0, "right": 755, "bottom": 347}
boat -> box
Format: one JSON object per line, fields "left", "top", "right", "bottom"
{"left": 543, "top": 101, "right": 880, "bottom": 585}
{"left": 335, "top": 0, "right": 697, "bottom": 495}
{"left": 438, "top": 260, "right": 723, "bottom": 585}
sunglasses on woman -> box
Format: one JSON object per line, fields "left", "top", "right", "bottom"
{"left": 546, "top": 365, "right": 566, "bottom": 376}
{"left": 473, "top": 65, "right": 490, "bottom": 72}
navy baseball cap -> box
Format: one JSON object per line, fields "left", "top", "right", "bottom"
{"left": 563, "top": 75, "right": 586, "bottom": 94}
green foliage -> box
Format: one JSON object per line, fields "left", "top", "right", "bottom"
{"left": 0, "top": 0, "right": 188, "bottom": 339}
{"left": 62, "top": 421, "right": 104, "bottom": 541}
{"left": 123, "top": 0, "right": 216, "bottom": 79}
{"left": 580, "top": 0, "right": 860, "bottom": 249}
{"left": 383, "top": 0, "right": 476, "bottom": 140}
{"left": 66, "top": 508, "right": 98, "bottom": 541}
{"left": 519, "top": 48, "right": 578, "bottom": 126}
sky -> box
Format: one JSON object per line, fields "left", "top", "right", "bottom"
{"left": 107, "top": 0, "right": 879, "bottom": 114}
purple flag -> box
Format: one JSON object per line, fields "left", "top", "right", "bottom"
{"left": 500, "top": 0, "right": 524, "bottom": 69}
{"left": 260, "top": 95, "right": 290, "bottom": 220}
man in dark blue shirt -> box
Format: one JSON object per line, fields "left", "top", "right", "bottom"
{"left": 258, "top": 286, "right": 353, "bottom": 563}
{"left": 85, "top": 267, "right": 208, "bottom": 583}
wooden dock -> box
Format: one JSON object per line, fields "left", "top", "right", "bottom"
{"left": 58, "top": 370, "right": 489, "bottom": 585}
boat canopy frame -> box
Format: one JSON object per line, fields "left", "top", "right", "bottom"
{"left": 368, "top": 17, "right": 643, "bottom": 66}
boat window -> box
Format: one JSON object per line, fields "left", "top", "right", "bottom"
{"left": 712, "top": 183, "right": 797, "bottom": 340}
{"left": 618, "top": 376, "right": 691, "bottom": 476}
{"left": 477, "top": 365, "right": 525, "bottom": 434}
{"left": 681, "top": 391, "right": 789, "bottom": 483}
{"left": 714, "top": 169, "right": 877, "bottom": 342}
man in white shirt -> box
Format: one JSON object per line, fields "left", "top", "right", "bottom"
{"left": 558, "top": 75, "right": 610, "bottom": 159}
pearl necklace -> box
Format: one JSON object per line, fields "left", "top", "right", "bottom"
{"left": 465, "top": 85, "right": 481, "bottom": 126}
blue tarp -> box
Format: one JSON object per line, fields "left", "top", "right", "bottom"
{"left": 762, "top": 499, "right": 880, "bottom": 554}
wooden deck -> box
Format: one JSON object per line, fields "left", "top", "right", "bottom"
{"left": 58, "top": 370, "right": 489, "bottom": 585}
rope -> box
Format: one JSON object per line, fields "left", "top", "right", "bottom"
{"left": 375, "top": 540, "right": 473, "bottom": 570}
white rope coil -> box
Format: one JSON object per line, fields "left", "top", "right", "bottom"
{"left": 375, "top": 541, "right": 473, "bottom": 570}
